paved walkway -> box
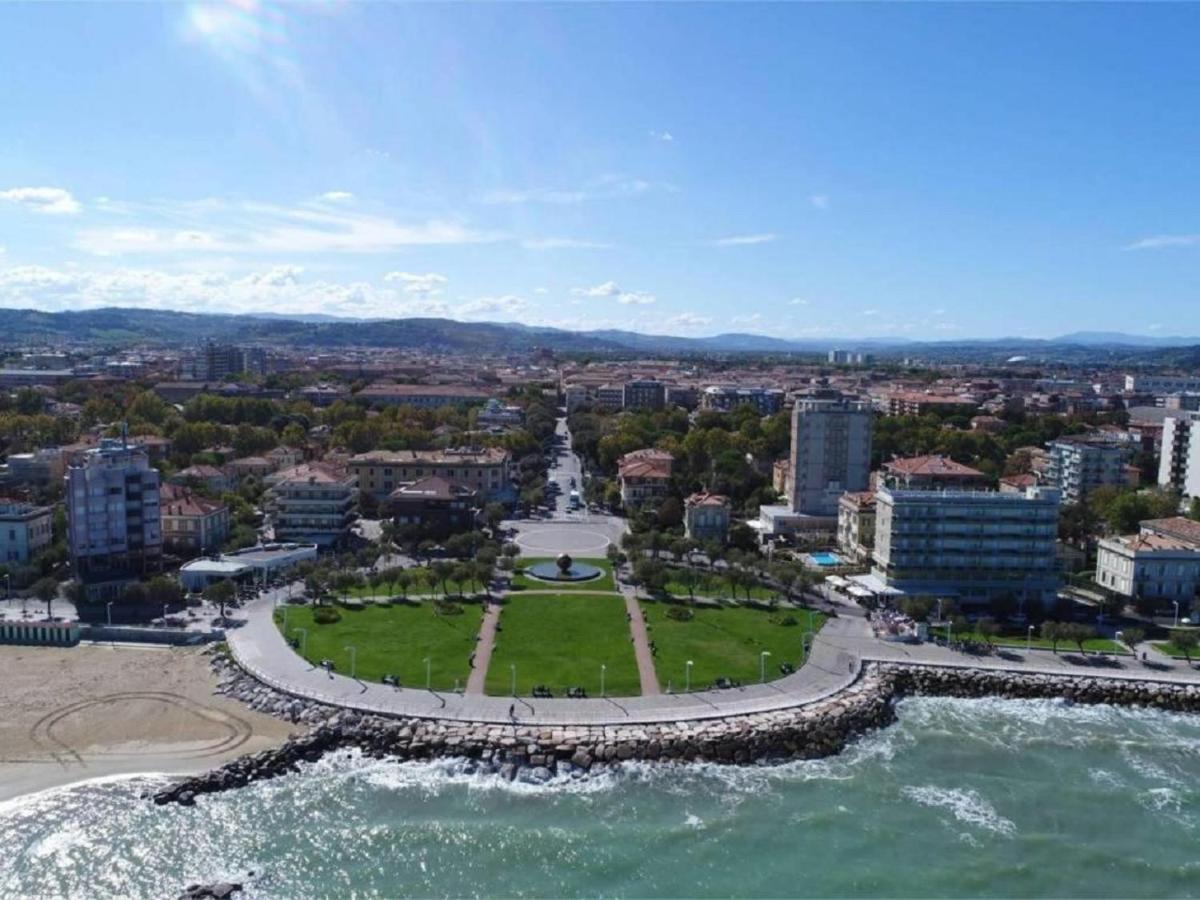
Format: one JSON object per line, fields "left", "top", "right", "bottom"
{"left": 465, "top": 602, "right": 500, "bottom": 695}
{"left": 622, "top": 587, "right": 661, "bottom": 696}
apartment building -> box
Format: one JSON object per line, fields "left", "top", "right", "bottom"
{"left": 789, "top": 393, "right": 873, "bottom": 517}
{"left": 623, "top": 380, "right": 667, "bottom": 411}
{"left": 355, "top": 382, "right": 492, "bottom": 409}
{"left": 0, "top": 447, "right": 66, "bottom": 489}
{"left": 349, "top": 448, "right": 511, "bottom": 503}
{"left": 66, "top": 439, "right": 162, "bottom": 595}
{"left": 385, "top": 476, "right": 479, "bottom": 538}
{"left": 701, "top": 385, "right": 785, "bottom": 416}
{"left": 869, "top": 485, "right": 1062, "bottom": 607}
{"left": 885, "top": 391, "right": 979, "bottom": 417}
{"left": 1096, "top": 516, "right": 1200, "bottom": 607}
{"left": 879, "top": 455, "right": 992, "bottom": 491}
{"left": 1045, "top": 437, "right": 1134, "bottom": 503}
{"left": 265, "top": 462, "right": 357, "bottom": 547}
{"left": 1158, "top": 412, "right": 1200, "bottom": 497}
{"left": 160, "top": 484, "right": 231, "bottom": 553}
{"left": 0, "top": 500, "right": 53, "bottom": 563}
{"left": 836, "top": 491, "right": 877, "bottom": 562}
{"left": 1124, "top": 374, "right": 1200, "bottom": 395}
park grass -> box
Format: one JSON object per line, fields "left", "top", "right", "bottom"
{"left": 483, "top": 593, "right": 640, "bottom": 696}
{"left": 1152, "top": 641, "right": 1199, "bottom": 661}
{"left": 274, "top": 601, "right": 483, "bottom": 692}
{"left": 661, "top": 568, "right": 778, "bottom": 602}
{"left": 509, "top": 557, "right": 617, "bottom": 593}
{"left": 641, "top": 600, "right": 827, "bottom": 691}
{"left": 947, "top": 628, "right": 1126, "bottom": 654}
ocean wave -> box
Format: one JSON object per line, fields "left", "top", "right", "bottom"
{"left": 900, "top": 785, "right": 1017, "bottom": 837}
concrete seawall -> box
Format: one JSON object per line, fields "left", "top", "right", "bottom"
{"left": 152, "top": 654, "right": 1200, "bottom": 806}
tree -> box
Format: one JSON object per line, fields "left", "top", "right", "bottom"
{"left": 145, "top": 576, "right": 183, "bottom": 609}
{"left": 204, "top": 579, "right": 236, "bottom": 620}
{"left": 976, "top": 616, "right": 1001, "bottom": 647}
{"left": 1041, "top": 621, "right": 1062, "bottom": 653}
{"left": 676, "top": 565, "right": 702, "bottom": 603}
{"left": 483, "top": 502, "right": 506, "bottom": 533}
{"left": 394, "top": 569, "right": 411, "bottom": 599}
{"left": 452, "top": 562, "right": 474, "bottom": 597}
{"left": 1064, "top": 622, "right": 1097, "bottom": 654}
{"left": 657, "top": 497, "right": 683, "bottom": 529}
{"left": 899, "top": 596, "right": 934, "bottom": 622}
{"left": 1169, "top": 628, "right": 1199, "bottom": 665}
{"left": 430, "top": 561, "right": 455, "bottom": 598}
{"left": 1120, "top": 627, "right": 1145, "bottom": 651}
{"left": 32, "top": 576, "right": 58, "bottom": 620}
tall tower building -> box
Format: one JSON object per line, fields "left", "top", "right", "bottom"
{"left": 789, "top": 393, "right": 873, "bottom": 516}
{"left": 1159, "top": 413, "right": 1200, "bottom": 498}
{"left": 66, "top": 438, "right": 162, "bottom": 597}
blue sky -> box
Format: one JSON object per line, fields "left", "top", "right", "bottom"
{"left": 1, "top": 2, "right": 1198, "bottom": 339}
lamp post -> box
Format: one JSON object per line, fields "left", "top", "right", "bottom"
{"left": 1115, "top": 630, "right": 1124, "bottom": 655}
{"left": 344, "top": 645, "right": 356, "bottom": 679}
{"left": 509, "top": 662, "right": 516, "bottom": 697}
{"left": 802, "top": 631, "right": 814, "bottom": 662}
{"left": 162, "top": 603, "right": 168, "bottom": 626}
{"left": 294, "top": 627, "right": 307, "bottom": 659}
{"left": 1027, "top": 624, "right": 1034, "bottom": 652}
{"left": 685, "top": 660, "right": 694, "bottom": 693}
{"left": 600, "top": 663, "right": 606, "bottom": 698}
{"left": 1173, "top": 601, "right": 1181, "bottom": 627}
{"left": 425, "top": 657, "right": 432, "bottom": 690}
{"left": 760, "top": 650, "right": 771, "bottom": 683}
{"left": 106, "top": 601, "right": 113, "bottom": 628}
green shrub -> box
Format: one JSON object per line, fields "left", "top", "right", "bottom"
{"left": 770, "top": 613, "right": 799, "bottom": 627}
{"left": 313, "top": 606, "right": 342, "bottom": 625}
{"left": 665, "top": 606, "right": 694, "bottom": 622}
{"left": 434, "top": 600, "right": 464, "bottom": 616}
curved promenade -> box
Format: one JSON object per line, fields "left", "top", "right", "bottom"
{"left": 227, "top": 586, "right": 1200, "bottom": 727}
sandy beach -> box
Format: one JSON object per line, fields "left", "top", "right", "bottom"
{"left": 0, "top": 643, "right": 295, "bottom": 803}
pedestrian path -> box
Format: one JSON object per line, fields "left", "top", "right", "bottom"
{"left": 465, "top": 602, "right": 500, "bottom": 695}
{"left": 622, "top": 588, "right": 661, "bottom": 696}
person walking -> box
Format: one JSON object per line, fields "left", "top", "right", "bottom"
{"left": 508, "top": 703, "right": 516, "bottom": 720}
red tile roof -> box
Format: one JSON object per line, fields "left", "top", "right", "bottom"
{"left": 884, "top": 455, "right": 985, "bottom": 477}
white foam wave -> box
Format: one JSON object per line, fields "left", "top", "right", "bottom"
{"left": 901, "top": 785, "right": 1017, "bottom": 837}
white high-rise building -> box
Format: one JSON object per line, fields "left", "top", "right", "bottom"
{"left": 1159, "top": 412, "right": 1200, "bottom": 498}
{"left": 66, "top": 438, "right": 162, "bottom": 595}
{"left": 789, "top": 393, "right": 873, "bottom": 516}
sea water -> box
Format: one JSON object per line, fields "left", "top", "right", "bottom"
{"left": 2, "top": 697, "right": 1198, "bottom": 898}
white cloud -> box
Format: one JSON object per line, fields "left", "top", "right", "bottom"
{"left": 730, "top": 313, "right": 762, "bottom": 326}
{"left": 1125, "top": 234, "right": 1200, "bottom": 250}
{"left": 533, "top": 287, "right": 549, "bottom": 295}
{"left": 74, "top": 199, "right": 502, "bottom": 255}
{"left": 650, "top": 130, "right": 674, "bottom": 143}
{"left": 457, "top": 294, "right": 528, "bottom": 319}
{"left": 809, "top": 194, "right": 829, "bottom": 210}
{"left": 521, "top": 237, "right": 612, "bottom": 250}
{"left": 709, "top": 233, "right": 778, "bottom": 247}
{"left": 482, "top": 188, "right": 587, "bottom": 206}
{"left": 570, "top": 280, "right": 656, "bottom": 305}
{"left": 483, "top": 175, "right": 665, "bottom": 206}
{"left": 667, "top": 312, "right": 712, "bottom": 329}
{"left": 789, "top": 297, "right": 809, "bottom": 306}
{"left": 383, "top": 271, "right": 448, "bottom": 297}
{"left": 862, "top": 308, "right": 880, "bottom": 317}
{"left": 320, "top": 191, "right": 355, "bottom": 203}
{"left": 1, "top": 186, "right": 81, "bottom": 215}
{"left": 1147, "top": 322, "right": 1164, "bottom": 331}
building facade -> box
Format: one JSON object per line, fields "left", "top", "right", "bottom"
{"left": 623, "top": 380, "right": 667, "bottom": 411}
{"left": 0, "top": 501, "right": 53, "bottom": 563}
{"left": 66, "top": 439, "right": 163, "bottom": 591}
{"left": 836, "top": 491, "right": 877, "bottom": 562}
{"left": 1158, "top": 413, "right": 1200, "bottom": 497}
{"left": 870, "top": 485, "right": 1062, "bottom": 607}
{"left": 701, "top": 385, "right": 785, "bottom": 416}
{"left": 1045, "top": 438, "right": 1134, "bottom": 503}
{"left": 880, "top": 455, "right": 993, "bottom": 491}
{"left": 684, "top": 492, "right": 731, "bottom": 543}
{"left": 617, "top": 449, "right": 674, "bottom": 508}
{"left": 265, "top": 462, "right": 357, "bottom": 547}
{"left": 789, "top": 394, "right": 873, "bottom": 516}
{"left": 160, "top": 485, "right": 231, "bottom": 553}
{"left": 349, "top": 448, "right": 511, "bottom": 503}
{"left": 385, "top": 476, "right": 479, "bottom": 538}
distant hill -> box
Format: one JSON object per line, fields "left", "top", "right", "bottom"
{"left": 0, "top": 307, "right": 1194, "bottom": 363}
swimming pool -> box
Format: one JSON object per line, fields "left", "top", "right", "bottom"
{"left": 808, "top": 551, "right": 841, "bottom": 566}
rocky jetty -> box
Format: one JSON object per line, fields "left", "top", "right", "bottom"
{"left": 154, "top": 652, "right": 1200, "bottom": 806}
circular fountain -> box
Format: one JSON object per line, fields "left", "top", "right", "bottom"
{"left": 525, "top": 552, "right": 603, "bottom": 583}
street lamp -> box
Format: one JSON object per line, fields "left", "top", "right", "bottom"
{"left": 1173, "top": 601, "right": 1181, "bottom": 627}
{"left": 294, "top": 627, "right": 307, "bottom": 659}
{"left": 802, "top": 631, "right": 814, "bottom": 661}
{"left": 344, "top": 645, "right": 357, "bottom": 679}
{"left": 425, "top": 657, "right": 432, "bottom": 691}
{"left": 760, "top": 650, "right": 771, "bottom": 683}
{"left": 106, "top": 601, "right": 113, "bottom": 628}
{"left": 685, "top": 660, "right": 694, "bottom": 693}
{"left": 600, "top": 663, "right": 606, "bottom": 698}
{"left": 1027, "top": 624, "right": 1035, "bottom": 652}
{"left": 1115, "top": 630, "right": 1124, "bottom": 654}
{"left": 509, "top": 662, "right": 516, "bottom": 697}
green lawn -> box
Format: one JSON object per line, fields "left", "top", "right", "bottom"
{"left": 946, "top": 628, "right": 1126, "bottom": 654}
{"left": 661, "top": 568, "right": 779, "bottom": 601}
{"left": 484, "top": 593, "right": 640, "bottom": 696}
{"left": 1152, "top": 642, "right": 1200, "bottom": 661}
{"left": 641, "top": 600, "right": 826, "bottom": 691}
{"left": 509, "top": 557, "right": 617, "bottom": 593}
{"left": 274, "top": 601, "right": 484, "bottom": 691}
